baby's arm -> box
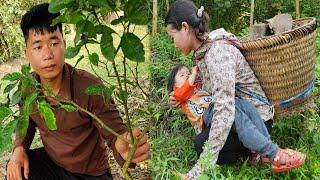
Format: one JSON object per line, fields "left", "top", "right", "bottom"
{"left": 188, "top": 66, "right": 198, "bottom": 85}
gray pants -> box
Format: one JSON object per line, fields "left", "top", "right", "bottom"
{"left": 203, "top": 98, "right": 279, "bottom": 160}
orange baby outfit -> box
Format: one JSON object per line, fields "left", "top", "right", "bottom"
{"left": 174, "top": 80, "right": 212, "bottom": 133}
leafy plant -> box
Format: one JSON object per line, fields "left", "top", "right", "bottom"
{"left": 0, "top": 0, "right": 156, "bottom": 179}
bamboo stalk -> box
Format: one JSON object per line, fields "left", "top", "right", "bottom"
{"left": 152, "top": 0, "right": 158, "bottom": 37}
{"left": 296, "top": 0, "right": 301, "bottom": 19}
{"left": 250, "top": 0, "right": 255, "bottom": 32}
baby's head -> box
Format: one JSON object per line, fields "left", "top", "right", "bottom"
{"left": 167, "top": 64, "right": 190, "bottom": 92}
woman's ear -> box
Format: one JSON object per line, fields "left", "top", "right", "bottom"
{"left": 181, "top": 22, "right": 190, "bottom": 32}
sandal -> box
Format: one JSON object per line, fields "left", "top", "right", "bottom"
{"left": 271, "top": 149, "right": 306, "bottom": 172}
{"left": 249, "top": 152, "right": 271, "bottom": 166}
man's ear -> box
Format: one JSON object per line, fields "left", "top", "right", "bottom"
{"left": 181, "top": 22, "right": 190, "bottom": 32}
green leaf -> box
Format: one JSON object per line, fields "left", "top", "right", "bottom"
{"left": 89, "top": 53, "right": 99, "bottom": 66}
{"left": 10, "top": 90, "right": 22, "bottom": 106}
{"left": 21, "top": 64, "right": 31, "bottom": 75}
{"left": 120, "top": 33, "right": 145, "bottom": 62}
{"left": 4, "top": 81, "right": 18, "bottom": 93}
{"left": 52, "top": 14, "right": 67, "bottom": 26}
{"left": 16, "top": 115, "right": 29, "bottom": 140}
{"left": 59, "top": 104, "right": 77, "bottom": 112}
{"left": 83, "top": 21, "right": 96, "bottom": 39}
{"left": 20, "top": 77, "right": 31, "bottom": 95}
{"left": 64, "top": 46, "right": 80, "bottom": 59}
{"left": 2, "top": 72, "right": 22, "bottom": 81}
{"left": 111, "top": 16, "right": 126, "bottom": 25}
{"left": 85, "top": 84, "right": 106, "bottom": 95}
{"left": 23, "top": 92, "right": 38, "bottom": 115}
{"left": 1, "top": 119, "right": 17, "bottom": 153}
{"left": 89, "top": 0, "right": 111, "bottom": 8}
{"left": 48, "top": 0, "right": 67, "bottom": 13}
{"left": 74, "top": 21, "right": 86, "bottom": 45}
{"left": 37, "top": 100, "right": 57, "bottom": 131}
{"left": 100, "top": 33, "right": 115, "bottom": 61}
{"left": 118, "top": 90, "right": 129, "bottom": 102}
{"left": 0, "top": 106, "right": 13, "bottom": 122}
{"left": 68, "top": 11, "right": 84, "bottom": 24}
{"left": 124, "top": 0, "right": 149, "bottom": 25}
{"left": 104, "top": 86, "right": 115, "bottom": 103}
{"left": 96, "top": 25, "right": 116, "bottom": 35}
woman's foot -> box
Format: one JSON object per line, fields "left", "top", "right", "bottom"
{"left": 249, "top": 152, "right": 270, "bottom": 166}
{"left": 271, "top": 149, "right": 306, "bottom": 172}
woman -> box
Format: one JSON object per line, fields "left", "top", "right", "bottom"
{"left": 165, "top": 0, "right": 306, "bottom": 178}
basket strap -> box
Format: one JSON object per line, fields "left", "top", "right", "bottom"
{"left": 235, "top": 85, "right": 273, "bottom": 107}
{"left": 236, "top": 74, "right": 316, "bottom": 108}
{"left": 272, "top": 75, "right": 316, "bottom": 108}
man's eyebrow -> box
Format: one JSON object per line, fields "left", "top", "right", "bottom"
{"left": 49, "top": 35, "right": 60, "bottom": 40}
{"left": 31, "top": 40, "right": 41, "bottom": 45}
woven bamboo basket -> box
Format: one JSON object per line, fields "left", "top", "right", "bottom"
{"left": 239, "top": 17, "right": 317, "bottom": 118}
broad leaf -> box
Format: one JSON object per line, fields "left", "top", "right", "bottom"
{"left": 0, "top": 106, "right": 13, "bottom": 122}
{"left": 124, "top": 0, "right": 149, "bottom": 25}
{"left": 100, "top": 33, "right": 115, "bottom": 61}
{"left": 96, "top": 25, "right": 116, "bottom": 35}
{"left": 89, "top": 0, "right": 111, "bottom": 8}
{"left": 2, "top": 72, "right": 22, "bottom": 81}
{"left": 20, "top": 77, "right": 31, "bottom": 95}
{"left": 16, "top": 115, "right": 29, "bottom": 140}
{"left": 1, "top": 119, "right": 17, "bottom": 153}
{"left": 52, "top": 13, "right": 67, "bottom": 26}
{"left": 104, "top": 86, "right": 116, "bottom": 103}
{"left": 118, "top": 90, "right": 129, "bottom": 102}
{"left": 21, "top": 64, "right": 31, "bottom": 76}
{"left": 68, "top": 11, "right": 84, "bottom": 24}
{"left": 48, "top": 0, "right": 67, "bottom": 13}
{"left": 89, "top": 53, "right": 99, "bottom": 66}
{"left": 120, "top": 33, "right": 145, "bottom": 62}
{"left": 111, "top": 16, "right": 126, "bottom": 25}
{"left": 59, "top": 104, "right": 77, "bottom": 112}
{"left": 23, "top": 92, "right": 38, "bottom": 115}
{"left": 82, "top": 21, "right": 96, "bottom": 39}
{"left": 10, "top": 90, "right": 22, "bottom": 106}
{"left": 85, "top": 84, "right": 106, "bottom": 95}
{"left": 4, "top": 81, "right": 18, "bottom": 93}
{"left": 64, "top": 46, "right": 80, "bottom": 59}
{"left": 37, "top": 100, "right": 57, "bottom": 131}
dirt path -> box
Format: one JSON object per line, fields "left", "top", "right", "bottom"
{"left": 0, "top": 59, "right": 151, "bottom": 180}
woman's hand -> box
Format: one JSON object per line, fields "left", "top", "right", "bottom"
{"left": 168, "top": 92, "right": 179, "bottom": 108}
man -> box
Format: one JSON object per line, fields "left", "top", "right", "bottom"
{"left": 6, "top": 3, "right": 150, "bottom": 180}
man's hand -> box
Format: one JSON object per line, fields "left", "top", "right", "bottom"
{"left": 6, "top": 146, "right": 29, "bottom": 180}
{"left": 168, "top": 92, "right": 179, "bottom": 108}
{"left": 115, "top": 128, "right": 150, "bottom": 163}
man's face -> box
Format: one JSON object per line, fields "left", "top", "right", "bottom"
{"left": 24, "top": 28, "right": 65, "bottom": 81}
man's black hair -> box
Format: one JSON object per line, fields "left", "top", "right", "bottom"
{"left": 167, "top": 64, "right": 185, "bottom": 92}
{"left": 20, "top": 3, "right": 62, "bottom": 42}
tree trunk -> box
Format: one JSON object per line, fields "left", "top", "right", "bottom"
{"left": 296, "top": 0, "right": 300, "bottom": 19}
{"left": 152, "top": 0, "right": 158, "bottom": 37}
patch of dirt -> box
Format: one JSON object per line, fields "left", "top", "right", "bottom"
{"left": 0, "top": 58, "right": 151, "bottom": 180}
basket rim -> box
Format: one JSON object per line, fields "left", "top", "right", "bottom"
{"left": 239, "top": 17, "right": 317, "bottom": 44}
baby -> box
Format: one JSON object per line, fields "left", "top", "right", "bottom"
{"left": 167, "top": 64, "right": 212, "bottom": 134}
{"left": 167, "top": 64, "right": 270, "bottom": 135}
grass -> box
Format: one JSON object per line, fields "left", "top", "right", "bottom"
{"left": 148, "top": 26, "right": 320, "bottom": 179}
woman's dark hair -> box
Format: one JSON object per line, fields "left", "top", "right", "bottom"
{"left": 165, "top": 0, "right": 210, "bottom": 41}
{"left": 167, "top": 64, "right": 185, "bottom": 92}
{"left": 21, "top": 3, "right": 62, "bottom": 42}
